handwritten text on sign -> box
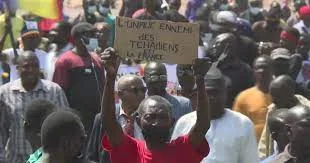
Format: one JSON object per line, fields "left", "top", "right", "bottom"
{"left": 114, "top": 17, "right": 200, "bottom": 64}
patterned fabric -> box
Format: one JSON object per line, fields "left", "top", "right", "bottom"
{"left": 258, "top": 95, "right": 310, "bottom": 159}
{"left": 0, "top": 79, "right": 68, "bottom": 163}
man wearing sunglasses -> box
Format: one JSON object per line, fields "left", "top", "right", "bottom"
{"left": 143, "top": 62, "right": 192, "bottom": 123}
{"left": 87, "top": 75, "right": 146, "bottom": 163}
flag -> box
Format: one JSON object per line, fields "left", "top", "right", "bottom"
{"left": 19, "top": 0, "right": 59, "bottom": 19}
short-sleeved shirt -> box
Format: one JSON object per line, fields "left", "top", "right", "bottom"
{"left": 102, "top": 134, "right": 209, "bottom": 163}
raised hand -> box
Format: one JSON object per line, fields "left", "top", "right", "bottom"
{"left": 192, "top": 58, "right": 212, "bottom": 78}
{"left": 100, "top": 47, "right": 121, "bottom": 79}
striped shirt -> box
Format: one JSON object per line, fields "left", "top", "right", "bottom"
{"left": 0, "top": 79, "right": 69, "bottom": 163}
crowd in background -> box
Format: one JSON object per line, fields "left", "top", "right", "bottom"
{"left": 1, "top": 0, "right": 310, "bottom": 162}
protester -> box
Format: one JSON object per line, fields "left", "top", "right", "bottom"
{"left": 53, "top": 22, "right": 105, "bottom": 134}
{"left": 39, "top": 111, "right": 94, "bottom": 163}
{"left": 294, "top": 5, "right": 310, "bottom": 34}
{"left": 279, "top": 27, "right": 300, "bottom": 53}
{"left": 1, "top": 23, "right": 48, "bottom": 81}
{"left": 271, "top": 48, "right": 291, "bottom": 77}
{"left": 210, "top": 33, "right": 254, "bottom": 107}
{"left": 172, "top": 67, "right": 259, "bottom": 163}
{"left": 260, "top": 109, "right": 291, "bottom": 163}
{"left": 184, "top": 0, "right": 205, "bottom": 22}
{"left": 269, "top": 105, "right": 310, "bottom": 163}
{"left": 46, "top": 21, "right": 73, "bottom": 80}
{"left": 233, "top": 55, "right": 273, "bottom": 140}
{"left": 252, "top": 7, "right": 283, "bottom": 43}
{"left": 100, "top": 48, "right": 211, "bottom": 163}
{"left": 143, "top": 62, "right": 192, "bottom": 122}
{"left": 239, "top": 0, "right": 264, "bottom": 25}
{"left": 24, "top": 99, "right": 56, "bottom": 162}
{"left": 132, "top": 0, "right": 162, "bottom": 20}
{"left": 119, "top": 0, "right": 143, "bottom": 17}
{"left": 94, "top": 22, "right": 110, "bottom": 53}
{"left": 86, "top": 75, "right": 146, "bottom": 163}
{"left": 176, "top": 64, "right": 197, "bottom": 110}
{"left": 0, "top": 51, "right": 68, "bottom": 163}
{"left": 258, "top": 75, "right": 310, "bottom": 159}
{"left": 287, "top": 0, "right": 306, "bottom": 27}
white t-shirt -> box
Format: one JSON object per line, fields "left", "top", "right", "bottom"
{"left": 2, "top": 48, "right": 49, "bottom": 81}
{"left": 171, "top": 109, "right": 259, "bottom": 163}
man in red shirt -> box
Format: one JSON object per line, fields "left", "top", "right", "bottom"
{"left": 100, "top": 48, "right": 211, "bottom": 163}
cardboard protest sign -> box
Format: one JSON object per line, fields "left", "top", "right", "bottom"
{"left": 114, "top": 16, "right": 200, "bottom": 64}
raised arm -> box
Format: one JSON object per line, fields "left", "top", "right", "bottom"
{"left": 189, "top": 58, "right": 211, "bottom": 148}
{"left": 100, "top": 47, "right": 123, "bottom": 147}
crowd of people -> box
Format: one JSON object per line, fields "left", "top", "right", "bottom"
{"left": 1, "top": 0, "right": 310, "bottom": 162}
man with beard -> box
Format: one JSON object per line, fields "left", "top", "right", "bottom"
{"left": 143, "top": 62, "right": 192, "bottom": 123}
{"left": 0, "top": 51, "right": 68, "bottom": 163}
{"left": 172, "top": 67, "right": 259, "bottom": 163}
{"left": 100, "top": 48, "right": 210, "bottom": 163}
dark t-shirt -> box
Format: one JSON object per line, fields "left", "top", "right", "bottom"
{"left": 252, "top": 21, "right": 283, "bottom": 43}
{"left": 53, "top": 51, "right": 105, "bottom": 132}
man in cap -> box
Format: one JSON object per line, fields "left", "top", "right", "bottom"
{"left": 258, "top": 75, "right": 310, "bottom": 159}
{"left": 172, "top": 67, "right": 259, "bottom": 163}
{"left": 1, "top": 21, "right": 48, "bottom": 81}
{"left": 53, "top": 22, "right": 105, "bottom": 134}
{"left": 294, "top": 5, "right": 310, "bottom": 34}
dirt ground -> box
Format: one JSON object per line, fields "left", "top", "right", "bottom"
{"left": 63, "top": 0, "right": 281, "bottom": 19}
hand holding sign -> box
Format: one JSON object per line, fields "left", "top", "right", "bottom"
{"left": 114, "top": 17, "right": 200, "bottom": 64}
{"left": 101, "top": 47, "right": 121, "bottom": 79}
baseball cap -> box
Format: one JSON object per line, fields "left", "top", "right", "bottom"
{"left": 270, "top": 48, "right": 291, "bottom": 60}
{"left": 209, "top": 11, "right": 237, "bottom": 32}
{"left": 71, "top": 22, "right": 96, "bottom": 38}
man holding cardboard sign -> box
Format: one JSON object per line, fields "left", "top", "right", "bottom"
{"left": 114, "top": 17, "right": 200, "bottom": 64}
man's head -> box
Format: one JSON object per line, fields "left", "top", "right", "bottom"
{"left": 286, "top": 105, "right": 310, "bottom": 158}
{"left": 280, "top": 27, "right": 300, "bottom": 53}
{"left": 268, "top": 109, "right": 291, "bottom": 152}
{"left": 269, "top": 75, "right": 296, "bottom": 108}
{"left": 24, "top": 99, "right": 56, "bottom": 150}
{"left": 209, "top": 33, "right": 238, "bottom": 63}
{"left": 253, "top": 55, "right": 273, "bottom": 88}
{"left": 176, "top": 64, "right": 195, "bottom": 91}
{"left": 17, "top": 51, "right": 41, "bottom": 85}
{"left": 21, "top": 28, "right": 41, "bottom": 51}
{"left": 264, "top": 7, "right": 281, "bottom": 27}
{"left": 297, "top": 34, "right": 310, "bottom": 60}
{"left": 144, "top": 62, "right": 167, "bottom": 96}
{"left": 168, "top": 0, "right": 181, "bottom": 11}
{"left": 117, "top": 75, "right": 146, "bottom": 114}
{"left": 48, "top": 21, "right": 72, "bottom": 47}
{"left": 41, "top": 111, "right": 86, "bottom": 161}
{"left": 204, "top": 67, "right": 226, "bottom": 119}
{"left": 136, "top": 96, "right": 173, "bottom": 144}
{"left": 94, "top": 22, "right": 110, "bottom": 50}
{"left": 270, "top": 48, "right": 291, "bottom": 76}
{"left": 209, "top": 11, "right": 238, "bottom": 35}
{"left": 143, "top": 0, "right": 160, "bottom": 12}
{"left": 71, "top": 22, "right": 98, "bottom": 52}
{"left": 299, "top": 5, "right": 310, "bottom": 27}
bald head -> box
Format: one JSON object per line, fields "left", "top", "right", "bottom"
{"left": 117, "top": 75, "right": 144, "bottom": 90}
{"left": 269, "top": 75, "right": 296, "bottom": 107}
{"left": 144, "top": 62, "right": 167, "bottom": 75}
{"left": 137, "top": 95, "right": 172, "bottom": 116}
{"left": 287, "top": 105, "right": 310, "bottom": 124}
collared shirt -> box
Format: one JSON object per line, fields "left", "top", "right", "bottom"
{"left": 258, "top": 95, "right": 310, "bottom": 159}
{"left": 2, "top": 48, "right": 49, "bottom": 81}
{"left": 171, "top": 109, "right": 259, "bottom": 163}
{"left": 269, "top": 145, "right": 295, "bottom": 163}
{"left": 118, "top": 105, "right": 144, "bottom": 140}
{"left": 293, "top": 20, "right": 310, "bottom": 34}
{"left": 0, "top": 79, "right": 69, "bottom": 163}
